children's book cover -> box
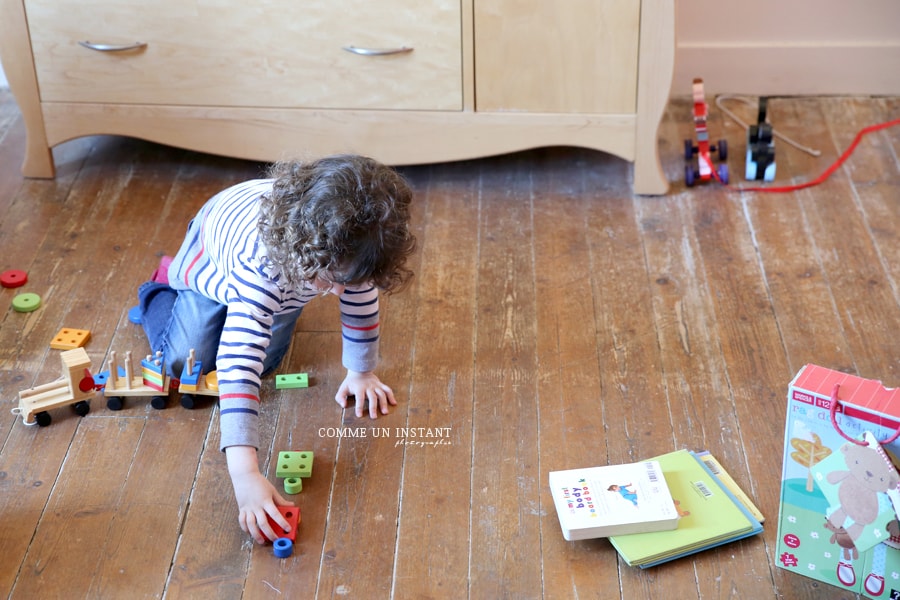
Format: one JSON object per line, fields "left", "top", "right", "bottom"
{"left": 695, "top": 450, "right": 765, "bottom": 523}
{"left": 609, "top": 449, "right": 763, "bottom": 567}
{"left": 549, "top": 460, "right": 679, "bottom": 541}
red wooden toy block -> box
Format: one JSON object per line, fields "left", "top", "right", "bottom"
{"left": 267, "top": 505, "right": 300, "bottom": 542}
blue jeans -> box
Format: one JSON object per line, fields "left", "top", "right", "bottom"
{"left": 137, "top": 281, "right": 301, "bottom": 378}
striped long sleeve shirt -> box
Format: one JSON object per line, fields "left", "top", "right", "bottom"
{"left": 168, "top": 179, "right": 380, "bottom": 450}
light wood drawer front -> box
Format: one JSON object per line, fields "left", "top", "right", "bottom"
{"left": 25, "top": 0, "right": 462, "bottom": 111}
{"left": 474, "top": 0, "right": 640, "bottom": 114}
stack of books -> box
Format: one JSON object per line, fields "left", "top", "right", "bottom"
{"left": 549, "top": 449, "right": 763, "bottom": 568}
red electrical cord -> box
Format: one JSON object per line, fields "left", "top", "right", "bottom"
{"left": 701, "top": 117, "right": 900, "bottom": 193}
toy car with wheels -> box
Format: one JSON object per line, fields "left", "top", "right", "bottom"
{"left": 745, "top": 97, "right": 776, "bottom": 181}
{"left": 684, "top": 77, "right": 728, "bottom": 186}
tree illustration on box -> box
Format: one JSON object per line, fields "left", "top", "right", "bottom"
{"left": 790, "top": 432, "right": 832, "bottom": 492}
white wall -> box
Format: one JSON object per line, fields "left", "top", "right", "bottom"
{"left": 674, "top": 0, "right": 900, "bottom": 96}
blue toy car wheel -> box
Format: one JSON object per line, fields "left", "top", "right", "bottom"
{"left": 685, "top": 164, "right": 696, "bottom": 187}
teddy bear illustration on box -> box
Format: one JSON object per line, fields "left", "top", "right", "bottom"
{"left": 811, "top": 437, "right": 900, "bottom": 592}
{"left": 824, "top": 442, "right": 900, "bottom": 543}
{"left": 823, "top": 518, "right": 859, "bottom": 561}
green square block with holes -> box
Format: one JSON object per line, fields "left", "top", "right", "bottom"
{"left": 276, "top": 373, "right": 308, "bottom": 389}
{"left": 276, "top": 451, "right": 314, "bottom": 479}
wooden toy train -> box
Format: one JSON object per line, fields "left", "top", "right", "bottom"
{"left": 103, "top": 348, "right": 219, "bottom": 411}
{"left": 13, "top": 348, "right": 219, "bottom": 426}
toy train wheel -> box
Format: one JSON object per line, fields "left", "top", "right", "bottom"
{"left": 150, "top": 396, "right": 167, "bottom": 410}
{"left": 180, "top": 394, "right": 196, "bottom": 410}
{"left": 716, "top": 139, "right": 728, "bottom": 161}
{"left": 72, "top": 401, "right": 90, "bottom": 417}
{"left": 35, "top": 411, "right": 51, "bottom": 427}
{"left": 684, "top": 139, "right": 696, "bottom": 160}
{"left": 106, "top": 396, "right": 124, "bottom": 411}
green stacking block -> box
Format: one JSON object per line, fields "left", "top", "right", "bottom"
{"left": 276, "top": 373, "right": 308, "bottom": 389}
{"left": 284, "top": 477, "right": 303, "bottom": 494}
{"left": 276, "top": 451, "right": 314, "bottom": 478}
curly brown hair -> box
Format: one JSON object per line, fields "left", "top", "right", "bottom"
{"left": 258, "top": 155, "right": 416, "bottom": 292}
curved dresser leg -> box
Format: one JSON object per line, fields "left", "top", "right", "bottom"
{"left": 1, "top": 0, "right": 56, "bottom": 178}
{"left": 632, "top": 0, "right": 674, "bottom": 195}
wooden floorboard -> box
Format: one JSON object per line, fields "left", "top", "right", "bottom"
{"left": 392, "top": 163, "right": 478, "bottom": 597}
{"left": 1, "top": 87, "right": 899, "bottom": 599}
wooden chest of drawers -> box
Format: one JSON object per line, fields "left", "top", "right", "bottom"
{"left": 0, "top": 0, "right": 674, "bottom": 194}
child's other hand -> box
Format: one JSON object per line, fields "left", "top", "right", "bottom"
{"left": 227, "top": 446, "right": 295, "bottom": 544}
{"left": 336, "top": 370, "right": 397, "bottom": 418}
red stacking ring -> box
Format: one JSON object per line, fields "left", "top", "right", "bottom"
{"left": 1, "top": 269, "right": 27, "bottom": 288}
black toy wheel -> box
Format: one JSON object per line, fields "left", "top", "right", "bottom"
{"left": 150, "top": 396, "right": 167, "bottom": 410}
{"left": 685, "top": 164, "right": 696, "bottom": 187}
{"left": 35, "top": 411, "right": 51, "bottom": 427}
{"left": 72, "top": 401, "right": 90, "bottom": 417}
{"left": 180, "top": 394, "right": 196, "bottom": 410}
{"left": 684, "top": 139, "right": 695, "bottom": 160}
{"left": 106, "top": 396, "right": 124, "bottom": 411}
{"left": 717, "top": 139, "right": 728, "bottom": 161}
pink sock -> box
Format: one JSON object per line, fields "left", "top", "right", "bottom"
{"left": 151, "top": 256, "right": 173, "bottom": 284}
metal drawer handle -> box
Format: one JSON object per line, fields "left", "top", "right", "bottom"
{"left": 78, "top": 41, "right": 148, "bottom": 52}
{"left": 342, "top": 45, "right": 413, "bottom": 56}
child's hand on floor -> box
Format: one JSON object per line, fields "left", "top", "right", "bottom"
{"left": 226, "top": 446, "right": 295, "bottom": 544}
{"left": 336, "top": 370, "right": 397, "bottom": 419}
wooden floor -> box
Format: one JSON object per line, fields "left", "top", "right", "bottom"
{"left": 1, "top": 89, "right": 898, "bottom": 599}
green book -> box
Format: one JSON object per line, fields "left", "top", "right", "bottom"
{"left": 609, "top": 449, "right": 763, "bottom": 568}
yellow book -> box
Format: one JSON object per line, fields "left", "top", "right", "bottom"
{"left": 609, "top": 449, "right": 763, "bottom": 568}
{"left": 695, "top": 450, "right": 765, "bottom": 523}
